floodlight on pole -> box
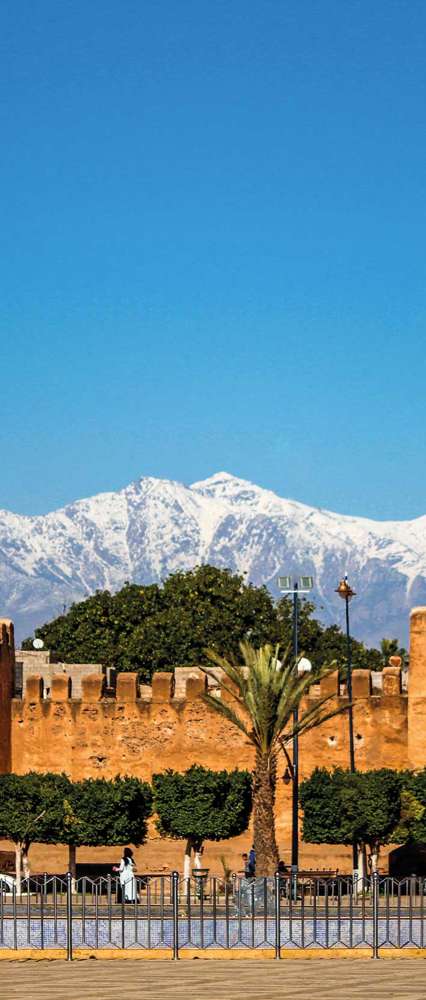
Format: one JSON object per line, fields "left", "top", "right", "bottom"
{"left": 277, "top": 572, "right": 314, "bottom": 875}
{"left": 335, "top": 574, "right": 358, "bottom": 872}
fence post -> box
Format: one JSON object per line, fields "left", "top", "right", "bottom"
{"left": 372, "top": 870, "right": 379, "bottom": 960}
{"left": 172, "top": 871, "right": 179, "bottom": 960}
{"left": 274, "top": 871, "right": 281, "bottom": 960}
{"left": 66, "top": 872, "right": 73, "bottom": 962}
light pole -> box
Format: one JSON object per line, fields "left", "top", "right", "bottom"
{"left": 277, "top": 574, "right": 314, "bottom": 874}
{"left": 335, "top": 575, "right": 357, "bottom": 871}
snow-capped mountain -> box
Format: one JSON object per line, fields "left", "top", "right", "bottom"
{"left": 1, "top": 472, "right": 426, "bottom": 646}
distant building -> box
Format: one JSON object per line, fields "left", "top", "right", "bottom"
{"left": 14, "top": 648, "right": 105, "bottom": 699}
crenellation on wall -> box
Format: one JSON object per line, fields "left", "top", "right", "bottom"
{"left": 50, "top": 674, "right": 71, "bottom": 701}
{"left": 382, "top": 665, "right": 402, "bottom": 695}
{"left": 2, "top": 609, "right": 425, "bottom": 870}
{"left": 352, "top": 669, "right": 371, "bottom": 697}
{"left": 320, "top": 670, "right": 339, "bottom": 698}
{"left": 25, "top": 674, "right": 44, "bottom": 702}
{"left": 16, "top": 661, "right": 409, "bottom": 716}
{"left": 81, "top": 674, "right": 105, "bottom": 702}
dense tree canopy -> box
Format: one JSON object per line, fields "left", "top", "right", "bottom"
{"left": 300, "top": 767, "right": 404, "bottom": 870}
{"left": 65, "top": 776, "right": 153, "bottom": 849}
{"left": 0, "top": 772, "right": 71, "bottom": 888}
{"left": 23, "top": 565, "right": 387, "bottom": 681}
{"left": 153, "top": 765, "right": 252, "bottom": 849}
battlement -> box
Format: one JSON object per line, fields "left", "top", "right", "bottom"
{"left": 2, "top": 609, "right": 426, "bottom": 787}
{"left": 16, "top": 663, "right": 407, "bottom": 705}
{"left": 18, "top": 667, "right": 210, "bottom": 704}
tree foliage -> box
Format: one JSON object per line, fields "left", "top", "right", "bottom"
{"left": 152, "top": 765, "right": 252, "bottom": 850}
{"left": 64, "top": 776, "right": 153, "bottom": 847}
{"left": 300, "top": 767, "right": 404, "bottom": 854}
{"left": 23, "top": 566, "right": 386, "bottom": 681}
{"left": 393, "top": 771, "right": 426, "bottom": 843}
{"left": 0, "top": 772, "right": 71, "bottom": 847}
{"left": 276, "top": 598, "right": 383, "bottom": 672}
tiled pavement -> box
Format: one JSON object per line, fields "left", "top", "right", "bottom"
{"left": 0, "top": 960, "right": 425, "bottom": 1000}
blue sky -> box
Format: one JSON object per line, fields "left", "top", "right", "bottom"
{"left": 1, "top": 0, "right": 425, "bottom": 519}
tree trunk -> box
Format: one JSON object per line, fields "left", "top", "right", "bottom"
{"left": 253, "top": 750, "right": 279, "bottom": 876}
{"left": 357, "top": 843, "right": 367, "bottom": 882}
{"left": 15, "top": 843, "right": 22, "bottom": 897}
{"left": 369, "top": 841, "right": 380, "bottom": 874}
{"left": 183, "top": 838, "right": 192, "bottom": 884}
{"left": 22, "top": 839, "right": 30, "bottom": 881}
{"left": 69, "top": 844, "right": 77, "bottom": 894}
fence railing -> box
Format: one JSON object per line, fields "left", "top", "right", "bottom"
{"left": 1, "top": 872, "right": 426, "bottom": 959}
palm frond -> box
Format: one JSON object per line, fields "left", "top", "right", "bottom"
{"left": 201, "top": 691, "right": 253, "bottom": 743}
{"left": 202, "top": 641, "right": 345, "bottom": 756}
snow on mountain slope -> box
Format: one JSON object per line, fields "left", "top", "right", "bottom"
{"left": 1, "top": 472, "right": 425, "bottom": 646}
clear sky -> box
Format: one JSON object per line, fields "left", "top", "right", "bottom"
{"left": 1, "top": 0, "right": 425, "bottom": 519}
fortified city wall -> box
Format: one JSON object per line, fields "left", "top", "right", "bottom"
{"left": 0, "top": 609, "right": 425, "bottom": 873}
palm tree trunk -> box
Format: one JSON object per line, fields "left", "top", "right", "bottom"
{"left": 253, "top": 750, "right": 279, "bottom": 876}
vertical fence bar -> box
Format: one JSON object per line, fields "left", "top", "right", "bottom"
{"left": 160, "top": 877, "right": 164, "bottom": 946}
{"left": 172, "top": 871, "right": 179, "bottom": 960}
{"left": 53, "top": 878, "right": 58, "bottom": 945}
{"left": 212, "top": 877, "right": 217, "bottom": 946}
{"left": 121, "top": 890, "right": 125, "bottom": 950}
{"left": 107, "top": 875, "right": 112, "bottom": 945}
{"left": 146, "top": 880, "right": 151, "bottom": 950}
{"left": 250, "top": 881, "right": 255, "bottom": 949}
{"left": 200, "top": 876, "right": 205, "bottom": 950}
{"left": 274, "top": 871, "right": 281, "bottom": 959}
{"left": 409, "top": 875, "right": 415, "bottom": 945}
{"left": 12, "top": 884, "right": 17, "bottom": 951}
{"left": 40, "top": 877, "right": 45, "bottom": 951}
{"left": 263, "top": 877, "right": 267, "bottom": 945}
{"left": 372, "top": 871, "right": 379, "bottom": 959}
{"left": 25, "top": 879, "right": 30, "bottom": 946}
{"left": 95, "top": 884, "right": 99, "bottom": 950}
{"left": 82, "top": 877, "right": 86, "bottom": 946}
{"left": 66, "top": 872, "right": 73, "bottom": 962}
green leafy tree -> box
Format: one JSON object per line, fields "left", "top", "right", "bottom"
{"left": 23, "top": 567, "right": 279, "bottom": 681}
{"left": 23, "top": 566, "right": 385, "bottom": 682}
{"left": 201, "top": 643, "right": 345, "bottom": 876}
{"left": 277, "top": 597, "right": 383, "bottom": 672}
{"left": 380, "top": 638, "right": 408, "bottom": 668}
{"left": 63, "top": 776, "right": 153, "bottom": 879}
{"left": 153, "top": 765, "right": 252, "bottom": 879}
{"left": 0, "top": 772, "right": 71, "bottom": 891}
{"left": 300, "top": 767, "right": 403, "bottom": 873}
{"left": 394, "top": 770, "right": 426, "bottom": 843}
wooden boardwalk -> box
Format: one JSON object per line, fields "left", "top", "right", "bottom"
{"left": 1, "top": 959, "right": 425, "bottom": 999}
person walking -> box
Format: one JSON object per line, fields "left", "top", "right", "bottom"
{"left": 113, "top": 847, "right": 137, "bottom": 903}
{"left": 248, "top": 845, "right": 256, "bottom": 876}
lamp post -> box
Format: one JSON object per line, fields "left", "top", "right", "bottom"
{"left": 335, "top": 575, "right": 357, "bottom": 871}
{"left": 277, "top": 575, "right": 314, "bottom": 874}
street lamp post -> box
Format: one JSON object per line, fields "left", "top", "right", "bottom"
{"left": 335, "top": 576, "right": 357, "bottom": 871}
{"left": 277, "top": 575, "right": 314, "bottom": 874}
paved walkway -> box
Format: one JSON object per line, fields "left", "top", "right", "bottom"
{"left": 1, "top": 960, "right": 425, "bottom": 999}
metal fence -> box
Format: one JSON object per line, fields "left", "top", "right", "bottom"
{"left": 0, "top": 872, "right": 426, "bottom": 959}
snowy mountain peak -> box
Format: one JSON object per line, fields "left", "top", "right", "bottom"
{"left": 1, "top": 472, "right": 425, "bottom": 646}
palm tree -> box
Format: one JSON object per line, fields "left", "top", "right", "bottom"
{"left": 201, "top": 642, "right": 347, "bottom": 876}
{"left": 380, "top": 638, "right": 407, "bottom": 669}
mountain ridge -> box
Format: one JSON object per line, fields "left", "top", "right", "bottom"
{"left": 1, "top": 471, "right": 425, "bottom": 646}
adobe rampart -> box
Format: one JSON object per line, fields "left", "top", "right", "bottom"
{"left": 0, "top": 608, "right": 425, "bottom": 872}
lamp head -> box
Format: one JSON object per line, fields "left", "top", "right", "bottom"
{"left": 335, "top": 577, "right": 356, "bottom": 601}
